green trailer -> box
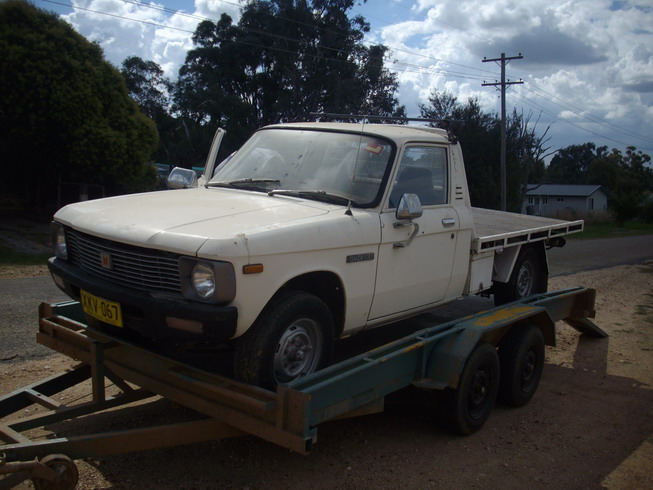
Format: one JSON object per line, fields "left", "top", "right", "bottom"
{"left": 0, "top": 287, "right": 605, "bottom": 489}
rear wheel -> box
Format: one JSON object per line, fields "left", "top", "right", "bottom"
{"left": 497, "top": 324, "right": 545, "bottom": 407}
{"left": 494, "top": 246, "right": 547, "bottom": 305}
{"left": 441, "top": 342, "right": 499, "bottom": 435}
{"left": 233, "top": 291, "right": 334, "bottom": 390}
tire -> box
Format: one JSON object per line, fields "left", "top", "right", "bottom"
{"left": 494, "top": 246, "right": 547, "bottom": 306}
{"left": 497, "top": 324, "right": 545, "bottom": 407}
{"left": 233, "top": 290, "right": 334, "bottom": 390}
{"left": 441, "top": 342, "right": 500, "bottom": 435}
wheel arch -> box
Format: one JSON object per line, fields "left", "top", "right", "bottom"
{"left": 493, "top": 241, "right": 549, "bottom": 286}
{"left": 420, "top": 313, "right": 555, "bottom": 391}
{"left": 275, "top": 271, "right": 346, "bottom": 337}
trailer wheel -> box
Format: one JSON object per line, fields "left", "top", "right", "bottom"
{"left": 498, "top": 324, "right": 545, "bottom": 407}
{"left": 234, "top": 290, "right": 334, "bottom": 389}
{"left": 494, "top": 246, "right": 547, "bottom": 305}
{"left": 442, "top": 342, "right": 499, "bottom": 435}
{"left": 32, "top": 454, "right": 79, "bottom": 490}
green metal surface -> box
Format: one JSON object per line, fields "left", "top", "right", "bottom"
{"left": 0, "top": 287, "right": 602, "bottom": 467}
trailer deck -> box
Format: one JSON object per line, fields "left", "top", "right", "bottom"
{"left": 1, "top": 288, "right": 605, "bottom": 489}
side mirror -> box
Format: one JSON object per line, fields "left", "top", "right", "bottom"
{"left": 396, "top": 193, "right": 423, "bottom": 220}
{"left": 167, "top": 167, "right": 198, "bottom": 189}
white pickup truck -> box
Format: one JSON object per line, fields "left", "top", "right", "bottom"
{"left": 49, "top": 122, "right": 582, "bottom": 388}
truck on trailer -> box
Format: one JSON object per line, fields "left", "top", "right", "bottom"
{"left": 47, "top": 121, "right": 583, "bottom": 389}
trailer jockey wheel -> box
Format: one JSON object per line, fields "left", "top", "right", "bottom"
{"left": 32, "top": 454, "right": 79, "bottom": 490}
{"left": 442, "top": 342, "right": 499, "bottom": 435}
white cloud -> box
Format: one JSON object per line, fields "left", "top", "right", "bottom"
{"left": 47, "top": 0, "right": 653, "bottom": 154}
{"left": 62, "top": 0, "right": 241, "bottom": 77}
{"left": 371, "top": 0, "right": 653, "bottom": 153}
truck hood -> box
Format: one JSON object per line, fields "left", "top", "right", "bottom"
{"left": 54, "top": 188, "right": 332, "bottom": 255}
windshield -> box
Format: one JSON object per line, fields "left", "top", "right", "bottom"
{"left": 209, "top": 128, "right": 394, "bottom": 206}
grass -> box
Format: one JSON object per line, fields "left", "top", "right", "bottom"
{"left": 0, "top": 245, "right": 51, "bottom": 266}
{"left": 569, "top": 221, "right": 653, "bottom": 240}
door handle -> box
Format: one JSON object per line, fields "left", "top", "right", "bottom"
{"left": 442, "top": 218, "right": 456, "bottom": 226}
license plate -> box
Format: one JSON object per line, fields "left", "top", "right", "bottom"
{"left": 80, "top": 290, "right": 124, "bottom": 327}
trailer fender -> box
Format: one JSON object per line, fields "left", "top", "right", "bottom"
{"left": 416, "top": 306, "right": 555, "bottom": 390}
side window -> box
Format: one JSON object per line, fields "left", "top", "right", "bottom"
{"left": 389, "top": 146, "right": 448, "bottom": 207}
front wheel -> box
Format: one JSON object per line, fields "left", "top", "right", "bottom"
{"left": 494, "top": 246, "right": 547, "bottom": 306}
{"left": 233, "top": 291, "right": 334, "bottom": 390}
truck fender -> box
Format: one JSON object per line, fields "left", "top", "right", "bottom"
{"left": 492, "top": 242, "right": 549, "bottom": 286}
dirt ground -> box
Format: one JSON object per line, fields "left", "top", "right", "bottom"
{"left": 1, "top": 263, "right": 652, "bottom": 489}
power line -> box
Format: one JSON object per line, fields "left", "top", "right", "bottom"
{"left": 40, "top": 0, "right": 491, "bottom": 85}
{"left": 39, "top": 0, "right": 652, "bottom": 151}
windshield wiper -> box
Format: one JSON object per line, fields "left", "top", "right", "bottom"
{"left": 268, "top": 189, "right": 356, "bottom": 206}
{"left": 208, "top": 178, "right": 281, "bottom": 191}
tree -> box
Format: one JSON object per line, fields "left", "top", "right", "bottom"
{"left": 172, "top": 0, "right": 405, "bottom": 161}
{"left": 419, "top": 90, "right": 549, "bottom": 211}
{"left": 418, "top": 90, "right": 458, "bottom": 121}
{"left": 121, "top": 56, "right": 172, "bottom": 120}
{"left": 546, "top": 142, "right": 601, "bottom": 184}
{"left": 121, "top": 57, "right": 182, "bottom": 164}
{"left": 0, "top": 0, "right": 158, "bottom": 210}
{"left": 600, "top": 146, "right": 652, "bottom": 226}
{"left": 552, "top": 142, "right": 653, "bottom": 225}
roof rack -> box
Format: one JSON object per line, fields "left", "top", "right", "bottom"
{"left": 309, "top": 113, "right": 460, "bottom": 143}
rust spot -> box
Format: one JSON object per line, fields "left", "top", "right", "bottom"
{"left": 470, "top": 305, "right": 537, "bottom": 327}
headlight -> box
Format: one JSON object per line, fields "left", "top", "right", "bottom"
{"left": 192, "top": 263, "right": 216, "bottom": 299}
{"left": 179, "top": 258, "right": 236, "bottom": 304}
{"left": 51, "top": 222, "right": 68, "bottom": 260}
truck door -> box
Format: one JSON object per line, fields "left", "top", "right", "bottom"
{"left": 368, "top": 145, "right": 459, "bottom": 321}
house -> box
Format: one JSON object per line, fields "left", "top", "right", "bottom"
{"left": 522, "top": 184, "right": 608, "bottom": 219}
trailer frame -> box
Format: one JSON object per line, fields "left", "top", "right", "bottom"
{"left": 1, "top": 287, "right": 605, "bottom": 488}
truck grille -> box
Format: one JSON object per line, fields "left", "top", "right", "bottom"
{"left": 66, "top": 229, "right": 182, "bottom": 293}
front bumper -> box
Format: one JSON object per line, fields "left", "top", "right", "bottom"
{"left": 48, "top": 257, "right": 238, "bottom": 342}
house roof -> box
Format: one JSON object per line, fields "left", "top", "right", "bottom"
{"left": 525, "top": 184, "right": 604, "bottom": 197}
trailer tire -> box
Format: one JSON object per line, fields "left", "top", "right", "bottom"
{"left": 442, "top": 342, "right": 499, "bottom": 435}
{"left": 32, "top": 454, "right": 79, "bottom": 490}
{"left": 494, "top": 246, "right": 547, "bottom": 306}
{"left": 498, "top": 324, "right": 544, "bottom": 407}
{"left": 233, "top": 290, "right": 334, "bottom": 389}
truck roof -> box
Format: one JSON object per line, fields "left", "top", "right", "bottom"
{"left": 266, "top": 122, "right": 452, "bottom": 145}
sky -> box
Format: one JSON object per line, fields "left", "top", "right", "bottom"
{"left": 33, "top": 0, "right": 653, "bottom": 161}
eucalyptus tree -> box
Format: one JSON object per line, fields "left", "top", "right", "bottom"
{"left": 173, "top": 0, "right": 405, "bottom": 159}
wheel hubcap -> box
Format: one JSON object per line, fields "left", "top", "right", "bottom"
{"left": 516, "top": 261, "right": 535, "bottom": 297}
{"left": 274, "top": 318, "right": 321, "bottom": 382}
{"left": 469, "top": 368, "right": 491, "bottom": 417}
{"left": 521, "top": 348, "right": 537, "bottom": 389}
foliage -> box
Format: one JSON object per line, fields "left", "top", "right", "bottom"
{"left": 171, "top": 0, "right": 406, "bottom": 164}
{"left": 120, "top": 56, "right": 181, "bottom": 164}
{"left": 546, "top": 143, "right": 653, "bottom": 225}
{"left": 0, "top": 1, "right": 158, "bottom": 209}
{"left": 569, "top": 221, "right": 653, "bottom": 239}
{"left": 419, "top": 90, "right": 549, "bottom": 210}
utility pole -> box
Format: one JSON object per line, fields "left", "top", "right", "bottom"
{"left": 482, "top": 53, "right": 523, "bottom": 211}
